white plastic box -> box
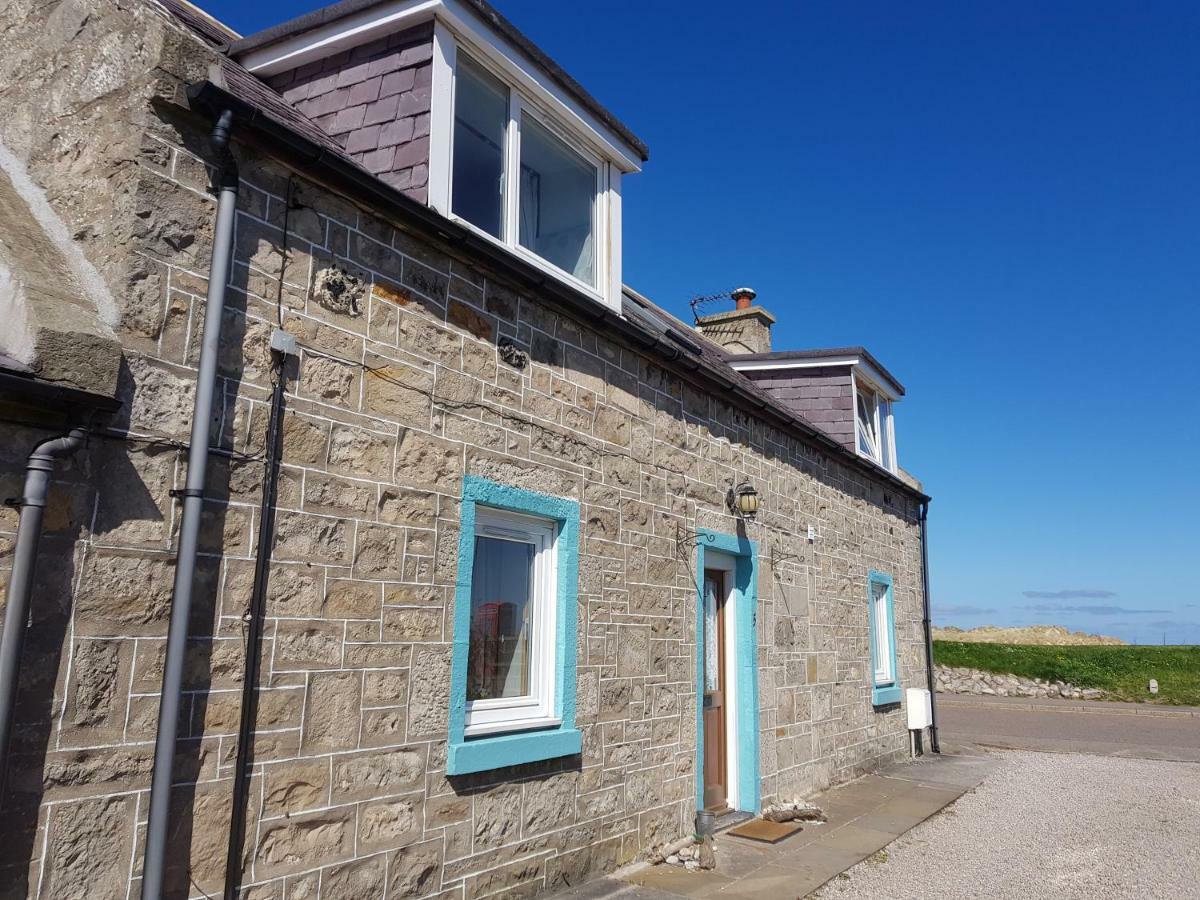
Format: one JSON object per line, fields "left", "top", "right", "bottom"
{"left": 906, "top": 688, "right": 932, "bottom": 730}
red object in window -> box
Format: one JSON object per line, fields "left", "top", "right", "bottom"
{"left": 474, "top": 602, "right": 516, "bottom": 687}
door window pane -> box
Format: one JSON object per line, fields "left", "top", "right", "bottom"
{"left": 519, "top": 115, "right": 597, "bottom": 285}
{"left": 704, "top": 577, "right": 719, "bottom": 692}
{"left": 453, "top": 59, "right": 508, "bottom": 238}
{"left": 467, "top": 536, "right": 534, "bottom": 700}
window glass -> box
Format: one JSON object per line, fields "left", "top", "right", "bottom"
{"left": 467, "top": 536, "right": 534, "bottom": 701}
{"left": 453, "top": 59, "right": 508, "bottom": 238}
{"left": 519, "top": 114, "right": 597, "bottom": 285}
{"left": 871, "top": 580, "right": 892, "bottom": 684}
{"left": 704, "top": 577, "right": 719, "bottom": 692}
{"left": 879, "top": 400, "right": 893, "bottom": 471}
{"left": 856, "top": 386, "right": 880, "bottom": 461}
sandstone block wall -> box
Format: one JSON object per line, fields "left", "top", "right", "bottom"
{"left": 0, "top": 2, "right": 930, "bottom": 897}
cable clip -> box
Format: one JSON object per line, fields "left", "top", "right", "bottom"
{"left": 168, "top": 488, "right": 206, "bottom": 500}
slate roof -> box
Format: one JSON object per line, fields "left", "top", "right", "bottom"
{"left": 223, "top": 0, "right": 649, "bottom": 162}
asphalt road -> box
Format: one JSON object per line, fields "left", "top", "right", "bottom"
{"left": 937, "top": 694, "right": 1200, "bottom": 761}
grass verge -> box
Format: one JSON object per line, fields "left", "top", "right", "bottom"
{"left": 932, "top": 641, "right": 1200, "bottom": 706}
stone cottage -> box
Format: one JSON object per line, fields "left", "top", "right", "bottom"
{"left": 0, "top": 0, "right": 938, "bottom": 896}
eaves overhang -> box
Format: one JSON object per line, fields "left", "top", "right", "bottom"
{"left": 728, "top": 347, "right": 906, "bottom": 399}
{"left": 185, "top": 80, "right": 928, "bottom": 505}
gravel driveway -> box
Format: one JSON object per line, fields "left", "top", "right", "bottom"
{"left": 813, "top": 749, "right": 1200, "bottom": 899}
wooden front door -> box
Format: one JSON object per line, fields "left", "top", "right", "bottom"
{"left": 702, "top": 569, "right": 728, "bottom": 812}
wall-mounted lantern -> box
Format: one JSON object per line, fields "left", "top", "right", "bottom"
{"left": 727, "top": 482, "right": 760, "bottom": 520}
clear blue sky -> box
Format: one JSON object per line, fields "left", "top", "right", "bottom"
{"left": 210, "top": 1, "right": 1200, "bottom": 644}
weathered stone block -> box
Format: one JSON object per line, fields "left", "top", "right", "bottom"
{"left": 256, "top": 808, "right": 354, "bottom": 879}
{"left": 302, "top": 672, "right": 361, "bottom": 752}
{"left": 363, "top": 669, "right": 410, "bottom": 705}
{"left": 473, "top": 782, "right": 521, "bottom": 849}
{"left": 407, "top": 645, "right": 449, "bottom": 737}
{"left": 263, "top": 759, "right": 331, "bottom": 816}
{"left": 387, "top": 838, "right": 443, "bottom": 898}
{"left": 272, "top": 510, "right": 351, "bottom": 564}
{"left": 381, "top": 606, "right": 442, "bottom": 642}
{"left": 275, "top": 621, "right": 344, "bottom": 670}
{"left": 62, "top": 638, "right": 129, "bottom": 733}
{"left": 357, "top": 794, "right": 423, "bottom": 852}
{"left": 321, "top": 854, "right": 387, "bottom": 899}
{"left": 325, "top": 580, "right": 382, "bottom": 619}
{"left": 352, "top": 521, "right": 406, "bottom": 579}
{"left": 327, "top": 424, "right": 394, "bottom": 478}
{"left": 331, "top": 746, "right": 426, "bottom": 803}
{"left": 615, "top": 625, "right": 650, "bottom": 677}
{"left": 522, "top": 772, "right": 577, "bottom": 837}
{"left": 42, "top": 795, "right": 133, "bottom": 899}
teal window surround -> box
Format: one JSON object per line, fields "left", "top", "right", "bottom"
{"left": 867, "top": 570, "right": 902, "bottom": 707}
{"left": 447, "top": 476, "right": 582, "bottom": 775}
{"left": 694, "top": 529, "right": 761, "bottom": 815}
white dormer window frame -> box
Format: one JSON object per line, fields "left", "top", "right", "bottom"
{"left": 236, "top": 0, "right": 639, "bottom": 315}
{"left": 428, "top": 19, "right": 626, "bottom": 313}
{"left": 853, "top": 375, "right": 898, "bottom": 473}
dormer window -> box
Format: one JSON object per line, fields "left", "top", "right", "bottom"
{"left": 232, "top": 0, "right": 647, "bottom": 315}
{"left": 855, "top": 377, "right": 896, "bottom": 472}
{"left": 447, "top": 51, "right": 602, "bottom": 292}
{"left": 723, "top": 345, "right": 905, "bottom": 475}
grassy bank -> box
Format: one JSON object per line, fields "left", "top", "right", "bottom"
{"left": 933, "top": 641, "right": 1200, "bottom": 706}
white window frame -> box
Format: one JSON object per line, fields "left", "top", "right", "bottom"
{"left": 870, "top": 580, "right": 894, "bottom": 685}
{"left": 853, "top": 376, "right": 897, "bottom": 473}
{"left": 430, "top": 23, "right": 623, "bottom": 312}
{"left": 464, "top": 506, "right": 559, "bottom": 736}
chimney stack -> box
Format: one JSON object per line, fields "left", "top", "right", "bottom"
{"left": 695, "top": 287, "right": 775, "bottom": 355}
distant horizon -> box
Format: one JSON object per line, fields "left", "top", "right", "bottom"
{"left": 932, "top": 619, "right": 1197, "bottom": 647}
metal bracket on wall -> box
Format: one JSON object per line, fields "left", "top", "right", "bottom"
{"left": 675, "top": 527, "right": 718, "bottom": 550}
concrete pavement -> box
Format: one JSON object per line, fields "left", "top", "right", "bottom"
{"left": 550, "top": 751, "right": 998, "bottom": 900}
{"left": 938, "top": 693, "right": 1200, "bottom": 761}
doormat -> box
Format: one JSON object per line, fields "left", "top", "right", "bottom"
{"left": 725, "top": 818, "right": 803, "bottom": 843}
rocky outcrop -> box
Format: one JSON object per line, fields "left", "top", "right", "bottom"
{"left": 933, "top": 625, "right": 1125, "bottom": 646}
{"left": 935, "top": 664, "right": 1105, "bottom": 700}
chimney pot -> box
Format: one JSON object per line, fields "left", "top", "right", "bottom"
{"left": 732, "top": 287, "right": 757, "bottom": 310}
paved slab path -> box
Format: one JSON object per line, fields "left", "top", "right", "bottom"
{"left": 551, "top": 753, "right": 998, "bottom": 900}
{"left": 812, "top": 749, "right": 1200, "bottom": 899}
{"left": 938, "top": 694, "right": 1200, "bottom": 761}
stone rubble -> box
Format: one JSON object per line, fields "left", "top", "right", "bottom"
{"left": 935, "top": 665, "right": 1105, "bottom": 701}
{"left": 762, "top": 799, "right": 828, "bottom": 823}
{"left": 656, "top": 836, "right": 717, "bottom": 872}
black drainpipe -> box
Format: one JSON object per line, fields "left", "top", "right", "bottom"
{"left": 223, "top": 334, "right": 291, "bottom": 899}
{"left": 0, "top": 425, "right": 90, "bottom": 801}
{"left": 141, "top": 109, "right": 238, "bottom": 900}
{"left": 919, "top": 500, "right": 941, "bottom": 753}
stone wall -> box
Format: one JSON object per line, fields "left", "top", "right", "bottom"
{"left": 0, "top": 1, "right": 929, "bottom": 897}
{"left": 935, "top": 665, "right": 1104, "bottom": 701}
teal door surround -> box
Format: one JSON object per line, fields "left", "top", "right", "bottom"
{"left": 693, "top": 529, "right": 761, "bottom": 815}
{"left": 446, "top": 476, "right": 582, "bottom": 775}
